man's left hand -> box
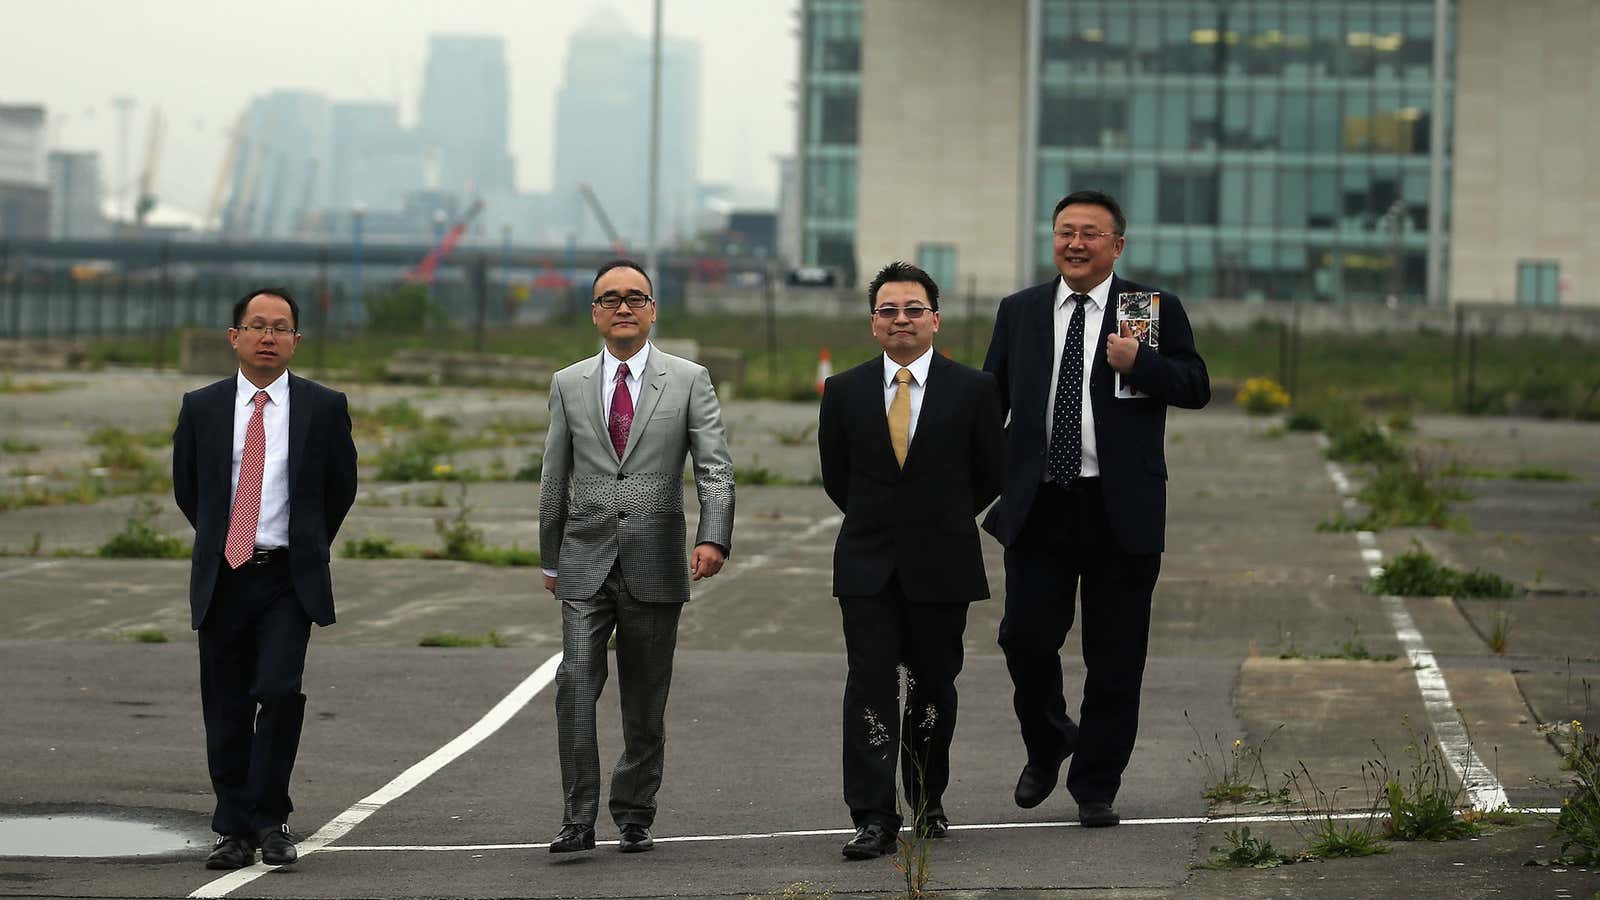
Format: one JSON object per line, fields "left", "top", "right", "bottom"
{"left": 1106, "top": 321, "right": 1140, "bottom": 374}
{"left": 690, "top": 543, "right": 726, "bottom": 581}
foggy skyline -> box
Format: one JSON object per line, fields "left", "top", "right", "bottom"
{"left": 1, "top": 0, "right": 797, "bottom": 223}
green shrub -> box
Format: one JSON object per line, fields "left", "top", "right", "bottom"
{"left": 364, "top": 285, "right": 449, "bottom": 332}
{"left": 1326, "top": 425, "right": 1404, "bottom": 464}
{"left": 1369, "top": 548, "right": 1516, "bottom": 598}
{"left": 98, "top": 499, "right": 190, "bottom": 559}
{"left": 1285, "top": 410, "right": 1322, "bottom": 432}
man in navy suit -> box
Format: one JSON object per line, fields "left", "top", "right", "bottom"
{"left": 819, "top": 261, "right": 1005, "bottom": 858}
{"left": 983, "top": 191, "right": 1209, "bottom": 827}
{"left": 173, "top": 288, "right": 357, "bottom": 869}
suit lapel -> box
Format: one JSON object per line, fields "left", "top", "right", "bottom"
{"left": 619, "top": 349, "right": 669, "bottom": 466}
{"left": 1032, "top": 277, "right": 1060, "bottom": 415}
{"left": 865, "top": 357, "right": 900, "bottom": 471}
{"left": 287, "top": 373, "right": 311, "bottom": 491}
{"left": 209, "top": 380, "right": 235, "bottom": 507}
{"left": 579, "top": 352, "right": 610, "bottom": 459}
{"left": 1089, "top": 275, "right": 1123, "bottom": 417}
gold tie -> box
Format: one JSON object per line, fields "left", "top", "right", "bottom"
{"left": 888, "top": 367, "right": 912, "bottom": 467}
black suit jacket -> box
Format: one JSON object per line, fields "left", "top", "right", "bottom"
{"left": 982, "top": 275, "right": 1210, "bottom": 555}
{"left": 818, "top": 352, "right": 1006, "bottom": 604}
{"left": 172, "top": 372, "right": 358, "bottom": 629}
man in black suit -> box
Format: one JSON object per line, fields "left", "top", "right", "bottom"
{"left": 172, "top": 288, "right": 358, "bottom": 869}
{"left": 983, "top": 191, "right": 1209, "bottom": 827}
{"left": 819, "top": 261, "right": 1005, "bottom": 859}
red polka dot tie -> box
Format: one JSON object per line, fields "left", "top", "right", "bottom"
{"left": 224, "top": 390, "right": 269, "bottom": 569}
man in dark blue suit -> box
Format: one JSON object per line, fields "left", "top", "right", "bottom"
{"left": 983, "top": 191, "right": 1209, "bottom": 827}
{"left": 173, "top": 288, "right": 357, "bottom": 869}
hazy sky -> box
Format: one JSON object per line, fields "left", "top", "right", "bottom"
{"left": 2, "top": 0, "right": 798, "bottom": 217}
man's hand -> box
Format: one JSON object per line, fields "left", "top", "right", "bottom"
{"left": 690, "top": 543, "right": 726, "bottom": 581}
{"left": 542, "top": 574, "right": 557, "bottom": 594}
{"left": 1106, "top": 321, "right": 1140, "bottom": 374}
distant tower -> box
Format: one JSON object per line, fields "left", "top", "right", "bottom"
{"left": 418, "top": 34, "right": 515, "bottom": 197}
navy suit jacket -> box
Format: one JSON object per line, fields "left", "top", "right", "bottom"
{"left": 172, "top": 372, "right": 358, "bottom": 629}
{"left": 981, "top": 274, "right": 1210, "bottom": 555}
{"left": 818, "top": 351, "right": 1006, "bottom": 604}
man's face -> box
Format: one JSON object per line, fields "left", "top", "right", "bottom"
{"left": 591, "top": 267, "right": 656, "bottom": 346}
{"left": 870, "top": 281, "right": 939, "bottom": 360}
{"left": 229, "top": 294, "right": 299, "bottom": 381}
{"left": 1052, "top": 203, "right": 1124, "bottom": 290}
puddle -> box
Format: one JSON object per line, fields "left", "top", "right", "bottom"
{"left": 0, "top": 815, "right": 202, "bottom": 857}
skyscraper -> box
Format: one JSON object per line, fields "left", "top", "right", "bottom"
{"left": 219, "top": 90, "right": 330, "bottom": 238}
{"left": 551, "top": 9, "right": 702, "bottom": 248}
{"left": 418, "top": 34, "right": 516, "bottom": 197}
{"left": 330, "top": 102, "right": 425, "bottom": 214}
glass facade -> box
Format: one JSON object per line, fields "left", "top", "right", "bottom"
{"left": 1036, "top": 0, "right": 1453, "bottom": 302}
{"left": 801, "top": 0, "right": 862, "bottom": 283}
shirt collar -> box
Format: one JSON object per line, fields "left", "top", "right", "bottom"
{"left": 882, "top": 346, "right": 935, "bottom": 388}
{"left": 236, "top": 370, "right": 289, "bottom": 407}
{"left": 603, "top": 342, "right": 650, "bottom": 382}
{"left": 1054, "top": 272, "right": 1115, "bottom": 312}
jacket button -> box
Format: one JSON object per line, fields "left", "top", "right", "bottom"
{"left": 616, "top": 473, "right": 625, "bottom": 480}
{"left": 618, "top": 511, "right": 628, "bottom": 519}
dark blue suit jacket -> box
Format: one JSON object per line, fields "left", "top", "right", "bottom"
{"left": 172, "top": 372, "right": 358, "bottom": 629}
{"left": 981, "top": 275, "right": 1209, "bottom": 555}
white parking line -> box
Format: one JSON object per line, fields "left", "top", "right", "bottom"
{"left": 0, "top": 560, "right": 59, "bottom": 580}
{"left": 189, "top": 652, "right": 563, "bottom": 898}
{"left": 1316, "top": 434, "right": 1509, "bottom": 812}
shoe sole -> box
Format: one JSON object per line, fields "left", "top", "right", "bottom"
{"left": 618, "top": 841, "right": 653, "bottom": 853}
{"left": 549, "top": 842, "right": 595, "bottom": 853}
{"left": 204, "top": 859, "right": 249, "bottom": 870}
{"left": 841, "top": 845, "right": 894, "bottom": 860}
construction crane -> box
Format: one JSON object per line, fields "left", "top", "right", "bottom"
{"left": 134, "top": 107, "right": 165, "bottom": 227}
{"left": 205, "top": 112, "right": 244, "bottom": 233}
{"left": 577, "top": 182, "right": 626, "bottom": 253}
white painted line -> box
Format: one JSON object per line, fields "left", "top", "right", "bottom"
{"left": 0, "top": 560, "right": 59, "bottom": 580}
{"left": 1320, "top": 454, "right": 1511, "bottom": 813}
{"left": 313, "top": 807, "right": 1566, "bottom": 853}
{"left": 188, "top": 651, "right": 563, "bottom": 898}
{"left": 1381, "top": 596, "right": 1510, "bottom": 812}
{"left": 690, "top": 514, "right": 842, "bottom": 601}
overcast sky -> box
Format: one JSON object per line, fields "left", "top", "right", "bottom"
{"left": 2, "top": 0, "right": 798, "bottom": 216}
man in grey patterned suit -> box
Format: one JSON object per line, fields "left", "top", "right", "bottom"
{"left": 539, "top": 258, "right": 735, "bottom": 855}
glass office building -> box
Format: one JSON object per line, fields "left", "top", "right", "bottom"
{"left": 800, "top": 0, "right": 1454, "bottom": 303}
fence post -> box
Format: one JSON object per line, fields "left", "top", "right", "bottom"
{"left": 1451, "top": 305, "right": 1464, "bottom": 410}
{"left": 472, "top": 254, "right": 489, "bottom": 353}
{"left": 1465, "top": 332, "right": 1477, "bottom": 413}
{"left": 154, "top": 242, "right": 172, "bottom": 370}
{"left": 764, "top": 262, "right": 779, "bottom": 385}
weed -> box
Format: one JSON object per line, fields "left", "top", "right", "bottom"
{"left": 0, "top": 376, "right": 72, "bottom": 394}
{"left": 770, "top": 422, "right": 817, "bottom": 446}
{"left": 1186, "top": 714, "right": 1290, "bottom": 806}
{"left": 418, "top": 631, "right": 508, "bottom": 648}
{"left": 1385, "top": 409, "right": 1416, "bottom": 433}
{"left": 745, "top": 883, "right": 832, "bottom": 900}
{"left": 342, "top": 535, "right": 417, "bottom": 559}
{"left": 1325, "top": 425, "right": 1403, "bottom": 464}
{"left": 1, "top": 437, "right": 40, "bottom": 453}
{"left": 1376, "top": 718, "right": 1483, "bottom": 842}
{"left": 736, "top": 464, "right": 786, "bottom": 486}
{"left": 1236, "top": 377, "right": 1291, "bottom": 415}
{"left": 98, "top": 499, "right": 190, "bottom": 559}
{"left": 513, "top": 455, "right": 543, "bottom": 482}
{"left": 416, "top": 487, "right": 449, "bottom": 508}
{"left": 1285, "top": 409, "right": 1322, "bottom": 432}
{"left": 123, "top": 629, "right": 169, "bottom": 644}
{"left": 1507, "top": 466, "right": 1576, "bottom": 482}
{"left": 1315, "top": 514, "right": 1363, "bottom": 533}
{"left": 1286, "top": 761, "right": 1390, "bottom": 859}
{"left": 1261, "top": 425, "right": 1287, "bottom": 440}
{"left": 1487, "top": 602, "right": 1514, "bottom": 655}
{"left": 1529, "top": 717, "right": 1600, "bottom": 866}
{"left": 1195, "top": 826, "right": 1292, "bottom": 869}
{"left": 1368, "top": 547, "right": 1517, "bottom": 598}
{"left": 1355, "top": 451, "right": 1467, "bottom": 530}
{"left": 429, "top": 484, "right": 540, "bottom": 567}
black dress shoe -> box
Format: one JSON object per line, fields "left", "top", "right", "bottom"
{"left": 915, "top": 815, "right": 949, "bottom": 839}
{"left": 841, "top": 822, "right": 897, "bottom": 860}
{"left": 1078, "top": 801, "right": 1120, "bottom": 828}
{"left": 257, "top": 825, "right": 297, "bottom": 865}
{"left": 549, "top": 823, "right": 595, "bottom": 853}
{"left": 618, "top": 823, "right": 654, "bottom": 853}
{"left": 205, "top": 835, "right": 254, "bottom": 870}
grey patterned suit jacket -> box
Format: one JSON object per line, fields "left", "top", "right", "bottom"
{"left": 539, "top": 345, "right": 735, "bottom": 604}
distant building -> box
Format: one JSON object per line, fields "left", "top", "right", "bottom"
{"left": 0, "top": 104, "right": 47, "bottom": 186}
{"left": 220, "top": 90, "right": 330, "bottom": 239}
{"left": 418, "top": 34, "right": 515, "bottom": 196}
{"left": 0, "top": 183, "right": 48, "bottom": 238}
{"left": 775, "top": 155, "right": 802, "bottom": 265}
{"left": 48, "top": 150, "right": 109, "bottom": 239}
{"left": 330, "top": 102, "right": 426, "bottom": 215}
{"left": 551, "top": 9, "right": 702, "bottom": 248}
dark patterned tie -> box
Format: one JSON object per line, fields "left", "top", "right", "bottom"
{"left": 608, "top": 362, "right": 633, "bottom": 459}
{"left": 1046, "top": 293, "right": 1090, "bottom": 483}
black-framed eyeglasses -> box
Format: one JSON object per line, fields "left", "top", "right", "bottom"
{"left": 872, "top": 305, "right": 933, "bottom": 320}
{"left": 234, "top": 322, "right": 299, "bottom": 336}
{"left": 593, "top": 292, "right": 653, "bottom": 309}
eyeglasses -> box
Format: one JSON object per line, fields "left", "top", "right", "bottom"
{"left": 593, "top": 292, "right": 653, "bottom": 309}
{"left": 1052, "top": 229, "right": 1120, "bottom": 243}
{"left": 234, "top": 323, "right": 298, "bottom": 336}
{"left": 872, "top": 305, "right": 933, "bottom": 320}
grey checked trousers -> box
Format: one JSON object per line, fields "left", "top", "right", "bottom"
{"left": 555, "top": 563, "right": 683, "bottom": 829}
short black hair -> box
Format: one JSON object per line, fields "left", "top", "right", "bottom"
{"left": 1052, "top": 190, "right": 1127, "bottom": 235}
{"left": 592, "top": 258, "right": 654, "bottom": 294}
{"left": 233, "top": 287, "right": 299, "bottom": 331}
{"left": 866, "top": 260, "right": 940, "bottom": 312}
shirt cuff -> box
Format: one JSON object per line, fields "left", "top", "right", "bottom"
{"left": 541, "top": 568, "right": 558, "bottom": 579}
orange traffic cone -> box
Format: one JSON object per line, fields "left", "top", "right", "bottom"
{"left": 816, "top": 347, "right": 833, "bottom": 396}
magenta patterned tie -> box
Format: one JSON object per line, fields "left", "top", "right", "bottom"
{"left": 608, "top": 363, "right": 633, "bottom": 459}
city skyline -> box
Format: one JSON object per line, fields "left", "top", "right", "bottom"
{"left": 2, "top": 0, "right": 796, "bottom": 222}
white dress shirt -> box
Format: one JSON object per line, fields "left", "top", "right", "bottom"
{"left": 601, "top": 342, "right": 649, "bottom": 422}
{"left": 231, "top": 369, "right": 291, "bottom": 549}
{"left": 1044, "top": 272, "right": 1112, "bottom": 479}
{"left": 881, "top": 346, "right": 934, "bottom": 444}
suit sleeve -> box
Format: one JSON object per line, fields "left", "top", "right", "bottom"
{"left": 686, "top": 366, "right": 734, "bottom": 555}
{"left": 816, "top": 375, "right": 848, "bottom": 513}
{"left": 172, "top": 393, "right": 198, "bottom": 530}
{"left": 538, "top": 378, "right": 574, "bottom": 573}
{"left": 323, "top": 392, "right": 359, "bottom": 542}
{"left": 1126, "top": 294, "right": 1211, "bottom": 409}
{"left": 971, "top": 371, "right": 1006, "bottom": 514}
{"left": 982, "top": 296, "right": 1013, "bottom": 424}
